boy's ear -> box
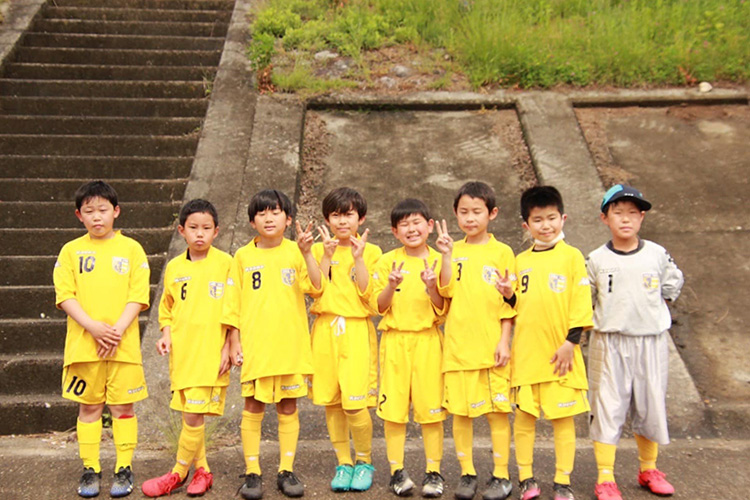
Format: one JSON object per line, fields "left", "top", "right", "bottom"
{"left": 285, "top": 216, "right": 292, "bottom": 227}
{"left": 427, "top": 218, "right": 435, "bottom": 233}
{"left": 113, "top": 205, "right": 121, "bottom": 219}
{"left": 391, "top": 226, "right": 399, "bottom": 238}
{"left": 599, "top": 212, "right": 608, "bottom": 224}
{"left": 358, "top": 215, "right": 366, "bottom": 225}
{"left": 75, "top": 209, "right": 83, "bottom": 223}
{"left": 521, "top": 221, "right": 529, "bottom": 231}
{"left": 177, "top": 224, "right": 185, "bottom": 236}
{"left": 561, "top": 213, "right": 568, "bottom": 223}
{"left": 489, "top": 207, "right": 499, "bottom": 220}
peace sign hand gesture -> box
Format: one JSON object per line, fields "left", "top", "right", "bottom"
{"left": 388, "top": 261, "right": 405, "bottom": 291}
{"left": 420, "top": 259, "right": 439, "bottom": 290}
{"left": 350, "top": 228, "right": 369, "bottom": 260}
{"left": 317, "top": 225, "right": 338, "bottom": 258}
{"left": 494, "top": 268, "right": 514, "bottom": 299}
{"left": 295, "top": 220, "right": 315, "bottom": 255}
{"left": 435, "top": 219, "right": 453, "bottom": 256}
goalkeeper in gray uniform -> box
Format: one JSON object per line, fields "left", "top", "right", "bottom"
{"left": 586, "top": 185, "right": 684, "bottom": 500}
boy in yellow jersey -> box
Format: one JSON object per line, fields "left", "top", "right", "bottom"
{"left": 141, "top": 199, "right": 232, "bottom": 497}
{"left": 372, "top": 198, "right": 448, "bottom": 498}
{"left": 309, "top": 187, "right": 382, "bottom": 492}
{"left": 437, "top": 181, "right": 516, "bottom": 500}
{"left": 53, "top": 181, "right": 150, "bottom": 498}
{"left": 503, "top": 186, "right": 593, "bottom": 500}
{"left": 223, "top": 189, "right": 323, "bottom": 500}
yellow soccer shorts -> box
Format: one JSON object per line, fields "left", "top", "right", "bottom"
{"left": 241, "top": 374, "right": 308, "bottom": 403}
{"left": 170, "top": 386, "right": 227, "bottom": 416}
{"left": 377, "top": 327, "right": 446, "bottom": 424}
{"left": 310, "top": 314, "right": 378, "bottom": 409}
{"left": 443, "top": 367, "right": 511, "bottom": 418}
{"left": 62, "top": 360, "right": 148, "bottom": 406}
{"left": 511, "top": 381, "right": 590, "bottom": 419}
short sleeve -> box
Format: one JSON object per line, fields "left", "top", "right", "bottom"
{"left": 53, "top": 244, "right": 77, "bottom": 308}
{"left": 660, "top": 248, "right": 684, "bottom": 302}
{"left": 221, "top": 253, "right": 242, "bottom": 329}
{"left": 158, "top": 261, "right": 175, "bottom": 330}
{"left": 127, "top": 242, "right": 150, "bottom": 310}
{"left": 568, "top": 249, "right": 593, "bottom": 330}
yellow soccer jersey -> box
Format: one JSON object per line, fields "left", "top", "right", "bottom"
{"left": 222, "top": 237, "right": 322, "bottom": 382}
{"left": 54, "top": 231, "right": 150, "bottom": 367}
{"left": 511, "top": 240, "right": 593, "bottom": 389}
{"left": 159, "top": 247, "right": 232, "bottom": 391}
{"left": 309, "top": 239, "right": 382, "bottom": 318}
{"left": 439, "top": 235, "right": 517, "bottom": 373}
{"left": 371, "top": 246, "right": 446, "bottom": 333}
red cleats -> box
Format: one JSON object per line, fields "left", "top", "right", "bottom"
{"left": 638, "top": 469, "right": 675, "bottom": 496}
{"left": 141, "top": 471, "right": 186, "bottom": 498}
{"left": 187, "top": 468, "right": 213, "bottom": 497}
{"left": 594, "top": 481, "right": 623, "bottom": 500}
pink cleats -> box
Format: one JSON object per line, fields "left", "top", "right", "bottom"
{"left": 594, "top": 481, "right": 623, "bottom": 500}
{"left": 638, "top": 469, "right": 675, "bottom": 496}
{"left": 187, "top": 468, "right": 213, "bottom": 497}
{"left": 141, "top": 471, "right": 186, "bottom": 498}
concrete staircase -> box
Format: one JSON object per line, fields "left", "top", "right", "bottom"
{"left": 0, "top": 0, "right": 234, "bottom": 435}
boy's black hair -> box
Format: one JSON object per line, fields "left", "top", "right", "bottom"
{"left": 75, "top": 180, "right": 118, "bottom": 210}
{"left": 453, "top": 181, "right": 497, "bottom": 212}
{"left": 179, "top": 199, "right": 218, "bottom": 227}
{"left": 248, "top": 189, "right": 294, "bottom": 220}
{"left": 322, "top": 187, "right": 367, "bottom": 219}
{"left": 520, "top": 185, "right": 564, "bottom": 221}
{"left": 391, "top": 198, "right": 432, "bottom": 228}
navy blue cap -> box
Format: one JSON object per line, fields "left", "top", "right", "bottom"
{"left": 601, "top": 184, "right": 651, "bottom": 213}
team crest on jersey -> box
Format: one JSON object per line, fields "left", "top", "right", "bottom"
{"left": 281, "top": 268, "right": 296, "bottom": 286}
{"left": 112, "top": 257, "right": 129, "bottom": 274}
{"left": 642, "top": 273, "right": 660, "bottom": 290}
{"left": 209, "top": 281, "right": 224, "bottom": 299}
{"left": 482, "top": 266, "right": 498, "bottom": 285}
{"left": 548, "top": 273, "right": 567, "bottom": 293}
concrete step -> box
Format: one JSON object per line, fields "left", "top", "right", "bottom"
{"left": 44, "top": 6, "right": 232, "bottom": 24}
{"left": 0, "top": 201, "right": 180, "bottom": 228}
{"left": 0, "top": 178, "right": 187, "bottom": 201}
{"left": 0, "top": 319, "right": 67, "bottom": 354}
{"left": 1, "top": 228, "right": 172, "bottom": 256}
{"left": 0, "top": 254, "right": 165, "bottom": 286}
{"left": 0, "top": 134, "right": 199, "bottom": 156}
{"left": 0, "top": 79, "right": 206, "bottom": 99}
{"left": 0, "top": 318, "right": 148, "bottom": 355}
{"left": 0, "top": 354, "right": 63, "bottom": 395}
{"left": 51, "top": 0, "right": 235, "bottom": 10}
{"left": 15, "top": 47, "right": 222, "bottom": 66}
{"left": 20, "top": 33, "right": 224, "bottom": 51}
{"left": 0, "top": 155, "right": 193, "bottom": 179}
{"left": 5, "top": 63, "right": 217, "bottom": 81}
{"left": 0, "top": 116, "right": 202, "bottom": 135}
{"left": 0, "top": 285, "right": 158, "bottom": 320}
{"left": 0, "top": 394, "right": 78, "bottom": 434}
{"left": 0, "top": 96, "right": 209, "bottom": 117}
{"left": 32, "top": 19, "right": 229, "bottom": 37}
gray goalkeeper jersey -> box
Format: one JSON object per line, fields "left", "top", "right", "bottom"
{"left": 587, "top": 240, "right": 684, "bottom": 336}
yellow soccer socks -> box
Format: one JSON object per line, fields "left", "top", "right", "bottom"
{"left": 486, "top": 412, "right": 511, "bottom": 479}
{"left": 452, "top": 414, "right": 476, "bottom": 476}
{"left": 634, "top": 433, "right": 659, "bottom": 471}
{"left": 77, "top": 418, "right": 102, "bottom": 473}
{"left": 194, "top": 430, "right": 209, "bottom": 472}
{"left": 594, "top": 441, "right": 617, "bottom": 483}
{"left": 514, "top": 410, "right": 537, "bottom": 482}
{"left": 346, "top": 408, "right": 373, "bottom": 464}
{"left": 421, "top": 421, "right": 443, "bottom": 473}
{"left": 241, "top": 411, "right": 264, "bottom": 475}
{"left": 278, "top": 410, "right": 300, "bottom": 472}
{"left": 551, "top": 416, "right": 576, "bottom": 485}
{"left": 172, "top": 421, "right": 204, "bottom": 479}
{"left": 325, "top": 405, "right": 353, "bottom": 466}
{"left": 112, "top": 415, "right": 137, "bottom": 472}
{"left": 384, "top": 421, "right": 407, "bottom": 474}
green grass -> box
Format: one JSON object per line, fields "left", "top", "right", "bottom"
{"left": 248, "top": 0, "right": 750, "bottom": 90}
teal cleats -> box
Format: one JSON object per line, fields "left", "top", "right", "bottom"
{"left": 350, "top": 461, "right": 375, "bottom": 491}
{"left": 330, "top": 464, "right": 354, "bottom": 492}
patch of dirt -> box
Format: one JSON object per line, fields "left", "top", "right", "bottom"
{"left": 575, "top": 107, "right": 640, "bottom": 187}
{"left": 296, "top": 111, "right": 331, "bottom": 223}
{"left": 491, "top": 109, "right": 537, "bottom": 191}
